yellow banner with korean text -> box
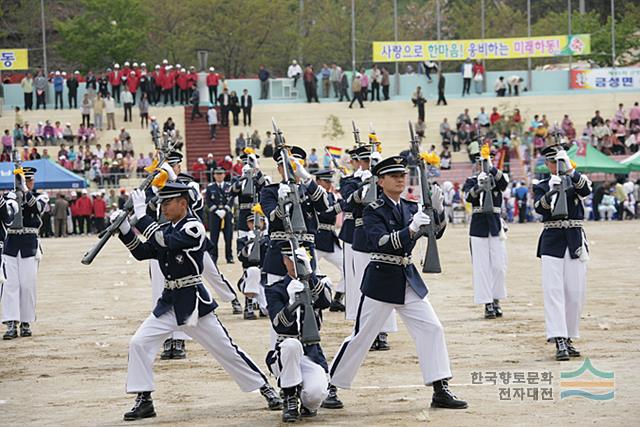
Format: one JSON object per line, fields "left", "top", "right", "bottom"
{"left": 372, "top": 35, "right": 590, "bottom": 62}
{"left": 0, "top": 49, "right": 29, "bottom": 70}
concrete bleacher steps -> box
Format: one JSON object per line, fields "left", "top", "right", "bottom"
{"left": 183, "top": 106, "right": 231, "bottom": 168}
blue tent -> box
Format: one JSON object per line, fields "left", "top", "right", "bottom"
{"left": 0, "top": 160, "right": 87, "bottom": 190}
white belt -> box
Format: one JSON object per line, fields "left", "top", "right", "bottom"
{"left": 355, "top": 218, "right": 364, "bottom": 227}
{"left": 164, "top": 275, "right": 202, "bottom": 290}
{"left": 472, "top": 207, "right": 502, "bottom": 214}
{"left": 370, "top": 253, "right": 413, "bottom": 266}
{"left": 270, "top": 231, "right": 315, "bottom": 243}
{"left": 343, "top": 212, "right": 353, "bottom": 220}
{"left": 318, "top": 223, "right": 335, "bottom": 232}
{"left": 239, "top": 203, "right": 253, "bottom": 210}
{"left": 544, "top": 220, "right": 583, "bottom": 229}
{"left": 8, "top": 227, "right": 39, "bottom": 235}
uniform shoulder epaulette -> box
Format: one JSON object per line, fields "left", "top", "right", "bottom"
{"left": 370, "top": 198, "right": 385, "bottom": 210}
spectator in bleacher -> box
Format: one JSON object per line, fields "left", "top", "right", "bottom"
{"left": 461, "top": 58, "right": 473, "bottom": 96}
{"left": 235, "top": 132, "right": 246, "bottom": 157}
{"left": 467, "top": 138, "right": 479, "bottom": 163}
{"left": 80, "top": 93, "right": 92, "bottom": 127}
{"left": 495, "top": 76, "right": 506, "bottom": 97}
{"left": 28, "top": 147, "right": 40, "bottom": 160}
{"left": 23, "top": 122, "right": 34, "bottom": 144}
{"left": 93, "top": 143, "right": 105, "bottom": 160}
{"left": 98, "top": 71, "right": 109, "bottom": 97}
{"left": 34, "top": 122, "right": 45, "bottom": 145}
{"left": 77, "top": 124, "right": 90, "bottom": 143}
{"left": 249, "top": 129, "right": 261, "bottom": 150}
{"left": 106, "top": 142, "right": 116, "bottom": 159}
{"left": 60, "top": 123, "right": 72, "bottom": 143}
{"left": 414, "top": 118, "right": 426, "bottom": 142}
{"left": 626, "top": 128, "right": 639, "bottom": 154}
{"left": 229, "top": 90, "right": 240, "bottom": 125}
{"left": 20, "top": 72, "right": 34, "bottom": 110}
{"left": 163, "top": 117, "right": 175, "bottom": 134}
{"left": 287, "top": 59, "right": 302, "bottom": 88}
{"left": 370, "top": 64, "right": 381, "bottom": 102}
{"left": 204, "top": 154, "right": 216, "bottom": 182}
{"left": 104, "top": 93, "right": 116, "bottom": 130}
{"left": 92, "top": 192, "right": 107, "bottom": 233}
{"left": 489, "top": 107, "right": 501, "bottom": 125}
{"left": 440, "top": 146, "right": 452, "bottom": 170}
{"left": 614, "top": 103, "right": 626, "bottom": 126}
{"left": 85, "top": 70, "right": 97, "bottom": 100}
{"left": 191, "top": 84, "right": 203, "bottom": 121}
{"left": 382, "top": 66, "right": 391, "bottom": 100}
{"left": 330, "top": 63, "right": 341, "bottom": 98}
{"left": 139, "top": 92, "right": 150, "bottom": 128}
{"left": 348, "top": 73, "right": 364, "bottom": 109}
{"left": 231, "top": 158, "right": 243, "bottom": 179}
{"left": 193, "top": 157, "right": 207, "bottom": 183}
{"left": 591, "top": 110, "right": 604, "bottom": 127}
{"left": 127, "top": 71, "right": 139, "bottom": 105}
{"left": 109, "top": 64, "right": 122, "bottom": 103}
{"left": 359, "top": 67, "right": 369, "bottom": 102}
{"left": 135, "top": 153, "right": 146, "bottom": 177}
{"left": 52, "top": 71, "right": 64, "bottom": 109}
{"left": 412, "top": 86, "right": 426, "bottom": 121}
{"left": 57, "top": 143, "right": 68, "bottom": 160}
{"left": 42, "top": 121, "right": 54, "bottom": 145}
{"left": 15, "top": 106, "right": 24, "bottom": 127}
{"left": 338, "top": 68, "right": 351, "bottom": 102}
{"left": 240, "top": 89, "right": 252, "bottom": 126}
{"left": 117, "top": 188, "right": 128, "bottom": 209}
{"left": 477, "top": 107, "right": 490, "bottom": 129}
{"left": 561, "top": 114, "right": 575, "bottom": 140}
{"left": 12, "top": 124, "right": 24, "bottom": 146}
{"left": 258, "top": 64, "right": 270, "bottom": 99}
{"left": 262, "top": 131, "right": 274, "bottom": 157}
{"left": 67, "top": 71, "right": 80, "bottom": 108}
{"left": 124, "top": 153, "right": 136, "bottom": 178}
{"left": 207, "top": 104, "right": 218, "bottom": 141}
{"left": 122, "top": 87, "right": 133, "bottom": 122}
{"left": 308, "top": 148, "right": 319, "bottom": 173}
{"left": 207, "top": 67, "right": 220, "bottom": 105}
{"left": 2, "top": 129, "right": 13, "bottom": 152}
{"left": 218, "top": 88, "right": 230, "bottom": 127}
{"left": 219, "top": 155, "right": 232, "bottom": 180}
{"left": 34, "top": 69, "right": 47, "bottom": 109}
{"left": 93, "top": 94, "right": 104, "bottom": 131}
{"left": 612, "top": 122, "right": 627, "bottom": 155}
{"left": 74, "top": 189, "right": 92, "bottom": 235}
{"left": 506, "top": 75, "right": 523, "bottom": 96}
{"left": 439, "top": 117, "right": 451, "bottom": 145}
{"left": 53, "top": 121, "right": 63, "bottom": 141}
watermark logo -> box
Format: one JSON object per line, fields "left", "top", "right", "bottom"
{"left": 559, "top": 358, "right": 614, "bottom": 401}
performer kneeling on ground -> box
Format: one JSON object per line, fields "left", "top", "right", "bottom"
{"left": 110, "top": 183, "right": 281, "bottom": 421}
{"left": 265, "top": 246, "right": 334, "bottom": 422}
{"left": 328, "top": 156, "right": 467, "bottom": 410}
{"left": 534, "top": 144, "right": 591, "bottom": 361}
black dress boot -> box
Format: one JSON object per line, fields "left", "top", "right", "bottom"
{"left": 3, "top": 321, "right": 18, "bottom": 340}
{"left": 555, "top": 337, "right": 570, "bottom": 361}
{"left": 484, "top": 303, "right": 496, "bottom": 319}
{"left": 172, "top": 339, "right": 186, "bottom": 359}
{"left": 20, "top": 322, "right": 32, "bottom": 337}
{"left": 231, "top": 298, "right": 243, "bottom": 315}
{"left": 243, "top": 297, "right": 257, "bottom": 320}
{"left": 300, "top": 405, "right": 317, "bottom": 417}
{"left": 321, "top": 384, "right": 344, "bottom": 409}
{"left": 281, "top": 387, "right": 300, "bottom": 423}
{"left": 160, "top": 339, "right": 173, "bottom": 360}
{"left": 260, "top": 383, "right": 283, "bottom": 410}
{"left": 123, "top": 392, "right": 156, "bottom": 421}
{"left": 431, "top": 379, "right": 468, "bottom": 409}
{"left": 493, "top": 299, "right": 503, "bottom": 317}
{"left": 329, "top": 292, "right": 346, "bottom": 312}
{"left": 566, "top": 339, "right": 581, "bottom": 358}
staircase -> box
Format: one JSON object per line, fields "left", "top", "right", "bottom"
{"left": 183, "top": 106, "right": 231, "bottom": 169}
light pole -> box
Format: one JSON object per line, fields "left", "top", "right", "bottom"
{"left": 611, "top": 0, "right": 616, "bottom": 67}
{"left": 527, "top": 0, "right": 532, "bottom": 91}
{"left": 568, "top": 0, "right": 572, "bottom": 89}
{"left": 481, "top": 0, "right": 486, "bottom": 92}
{"left": 351, "top": 0, "right": 356, "bottom": 73}
{"left": 40, "top": 0, "right": 48, "bottom": 75}
{"left": 394, "top": 0, "right": 399, "bottom": 95}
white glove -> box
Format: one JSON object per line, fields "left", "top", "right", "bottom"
{"left": 248, "top": 153, "right": 258, "bottom": 166}
{"left": 286, "top": 279, "right": 305, "bottom": 305}
{"left": 242, "top": 164, "right": 251, "bottom": 174}
{"left": 555, "top": 150, "right": 571, "bottom": 169}
{"left": 109, "top": 210, "right": 130, "bottom": 234}
{"left": 215, "top": 209, "right": 226, "bottom": 219}
{"left": 549, "top": 175, "right": 562, "bottom": 188}
{"left": 409, "top": 210, "right": 431, "bottom": 233}
{"left": 353, "top": 168, "right": 363, "bottom": 178}
{"left": 430, "top": 184, "right": 444, "bottom": 213}
{"left": 477, "top": 171, "right": 488, "bottom": 186}
{"left": 6, "top": 199, "right": 19, "bottom": 216}
{"left": 130, "top": 189, "right": 147, "bottom": 220}
{"left": 360, "top": 169, "right": 372, "bottom": 182}
{"left": 371, "top": 151, "right": 382, "bottom": 164}
{"left": 160, "top": 162, "right": 177, "bottom": 181}
{"left": 293, "top": 162, "right": 312, "bottom": 182}
{"left": 16, "top": 174, "right": 28, "bottom": 192}
{"left": 278, "top": 183, "right": 291, "bottom": 201}
{"left": 294, "top": 247, "right": 312, "bottom": 273}
{"left": 5, "top": 191, "right": 16, "bottom": 201}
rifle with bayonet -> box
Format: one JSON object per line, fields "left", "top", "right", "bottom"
{"left": 10, "top": 142, "right": 24, "bottom": 230}
{"left": 550, "top": 136, "right": 571, "bottom": 219}
{"left": 272, "top": 118, "right": 321, "bottom": 345}
{"left": 409, "top": 121, "right": 442, "bottom": 274}
{"left": 476, "top": 143, "right": 496, "bottom": 214}
{"left": 81, "top": 137, "right": 176, "bottom": 265}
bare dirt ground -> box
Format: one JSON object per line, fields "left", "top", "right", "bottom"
{"left": 1, "top": 221, "right": 639, "bottom": 427}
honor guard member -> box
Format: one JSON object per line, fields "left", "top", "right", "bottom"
{"left": 265, "top": 246, "right": 335, "bottom": 422}
{"left": 313, "top": 169, "right": 346, "bottom": 311}
{"left": 348, "top": 145, "right": 397, "bottom": 351}
{"left": 146, "top": 159, "right": 241, "bottom": 360}
{"left": 109, "top": 183, "right": 281, "bottom": 421}
{"left": 328, "top": 156, "right": 467, "bottom": 410}
{"left": 2, "top": 167, "right": 47, "bottom": 339}
{"left": 462, "top": 144, "right": 509, "bottom": 319}
{"left": 230, "top": 149, "right": 268, "bottom": 240}
{"left": 0, "top": 191, "right": 18, "bottom": 339}
{"left": 534, "top": 145, "right": 591, "bottom": 361}
{"left": 205, "top": 167, "right": 235, "bottom": 264}
{"left": 336, "top": 148, "right": 359, "bottom": 313}
{"left": 236, "top": 213, "right": 269, "bottom": 320}
{"left": 260, "top": 146, "right": 329, "bottom": 285}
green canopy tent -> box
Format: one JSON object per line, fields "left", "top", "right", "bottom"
{"left": 535, "top": 143, "right": 630, "bottom": 174}
{"left": 620, "top": 151, "right": 640, "bottom": 171}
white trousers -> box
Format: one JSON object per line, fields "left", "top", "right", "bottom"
{"left": 126, "top": 310, "right": 267, "bottom": 393}
{"left": 1, "top": 254, "right": 38, "bottom": 323}
{"left": 149, "top": 260, "right": 190, "bottom": 341}
{"left": 541, "top": 249, "right": 587, "bottom": 340}
{"left": 268, "top": 338, "right": 329, "bottom": 411}
{"left": 470, "top": 236, "right": 507, "bottom": 304}
{"left": 238, "top": 266, "right": 267, "bottom": 310}
{"left": 316, "top": 244, "right": 345, "bottom": 293}
{"left": 330, "top": 286, "right": 452, "bottom": 388}
{"left": 348, "top": 250, "right": 397, "bottom": 333}
{"left": 202, "top": 251, "right": 237, "bottom": 302}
